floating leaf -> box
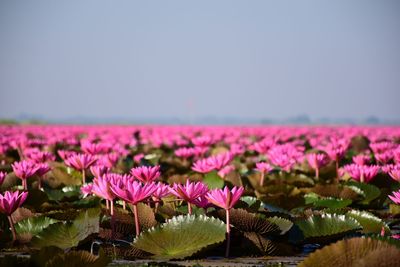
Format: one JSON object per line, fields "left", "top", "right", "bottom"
{"left": 15, "top": 216, "right": 58, "bottom": 236}
{"left": 203, "top": 171, "right": 224, "bottom": 189}
{"left": 296, "top": 214, "right": 361, "bottom": 239}
{"left": 311, "top": 184, "right": 359, "bottom": 200}
{"left": 45, "top": 249, "right": 110, "bottom": 267}
{"left": 299, "top": 237, "right": 400, "bottom": 267}
{"left": 215, "top": 209, "right": 280, "bottom": 235}
{"left": 347, "top": 181, "right": 380, "bottom": 205}
{"left": 134, "top": 215, "right": 226, "bottom": 259}
{"left": 240, "top": 196, "right": 261, "bottom": 212}
{"left": 304, "top": 193, "right": 352, "bottom": 209}
{"left": 389, "top": 204, "right": 400, "bottom": 215}
{"left": 102, "top": 244, "right": 151, "bottom": 260}
{"left": 265, "top": 216, "right": 293, "bottom": 235}
{"left": 346, "top": 210, "right": 389, "bottom": 234}
{"left": 242, "top": 232, "right": 295, "bottom": 256}
{"left": 31, "top": 208, "right": 100, "bottom": 249}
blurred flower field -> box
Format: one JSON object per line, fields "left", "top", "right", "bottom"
{"left": 1, "top": 125, "right": 400, "bottom": 266}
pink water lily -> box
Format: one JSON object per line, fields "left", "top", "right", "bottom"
{"left": 110, "top": 180, "right": 157, "bottom": 236}
{"left": 169, "top": 180, "right": 208, "bottom": 214}
{"left": 344, "top": 164, "right": 380, "bottom": 183}
{"left": 65, "top": 153, "right": 97, "bottom": 184}
{"left": 81, "top": 183, "right": 93, "bottom": 197}
{"left": 0, "top": 190, "right": 28, "bottom": 242}
{"left": 35, "top": 163, "right": 51, "bottom": 190}
{"left": 130, "top": 165, "right": 161, "bottom": 183}
{"left": 388, "top": 189, "right": 400, "bottom": 205}
{"left": 206, "top": 152, "right": 233, "bottom": 171}
{"left": 12, "top": 160, "right": 39, "bottom": 190}
{"left": 389, "top": 169, "right": 400, "bottom": 182}
{"left": 206, "top": 186, "right": 244, "bottom": 257}
{"left": 192, "top": 159, "right": 215, "bottom": 174}
{"left": 90, "top": 165, "right": 110, "bottom": 178}
{"left": 352, "top": 154, "right": 371, "bottom": 165}
{"left": 152, "top": 182, "right": 171, "bottom": 211}
{"left": 26, "top": 151, "right": 55, "bottom": 163}
{"left": 255, "top": 162, "right": 273, "bottom": 186}
{"left": 0, "top": 171, "right": 6, "bottom": 186}
{"left": 92, "top": 175, "right": 116, "bottom": 215}
{"left": 306, "top": 153, "right": 328, "bottom": 180}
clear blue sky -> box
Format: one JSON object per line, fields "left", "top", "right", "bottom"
{"left": 0, "top": 0, "right": 399, "bottom": 121}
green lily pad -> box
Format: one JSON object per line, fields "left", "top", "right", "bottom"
{"left": 203, "top": 171, "right": 224, "bottom": 189}
{"left": 298, "top": 237, "right": 400, "bottom": 267}
{"left": 346, "top": 181, "right": 380, "bottom": 205}
{"left": 31, "top": 208, "right": 100, "bottom": 249}
{"left": 15, "top": 216, "right": 58, "bottom": 236}
{"left": 240, "top": 196, "right": 261, "bottom": 212}
{"left": 265, "top": 216, "right": 293, "bottom": 235}
{"left": 346, "top": 210, "right": 389, "bottom": 234}
{"left": 304, "top": 193, "right": 352, "bottom": 209}
{"left": 296, "top": 213, "right": 361, "bottom": 239}
{"left": 134, "top": 215, "right": 226, "bottom": 259}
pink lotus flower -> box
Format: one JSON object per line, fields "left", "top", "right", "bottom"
{"left": 206, "top": 186, "right": 244, "bottom": 210}
{"left": 175, "top": 147, "right": 195, "bottom": 159}
{"left": 324, "top": 143, "right": 346, "bottom": 180}
{"left": 65, "top": 154, "right": 97, "bottom": 184}
{"left": 130, "top": 165, "right": 161, "bottom": 183}
{"left": 81, "top": 141, "right": 111, "bottom": 155}
{"left": 133, "top": 153, "right": 144, "bottom": 163}
{"left": 111, "top": 180, "right": 157, "bottom": 236}
{"left": 306, "top": 153, "right": 328, "bottom": 179}
{"left": 192, "top": 146, "right": 209, "bottom": 157}
{"left": 206, "top": 186, "right": 244, "bottom": 257}
{"left": 98, "top": 153, "right": 119, "bottom": 168}
{"left": 344, "top": 164, "right": 380, "bottom": 183}
{"left": 388, "top": 189, "right": 400, "bottom": 205}
{"left": 218, "top": 165, "right": 235, "bottom": 179}
{"left": 81, "top": 183, "right": 93, "bottom": 197}
{"left": 26, "top": 151, "right": 55, "bottom": 163}
{"left": 57, "top": 150, "right": 77, "bottom": 161}
{"left": 169, "top": 180, "right": 209, "bottom": 214}
{"left": 0, "top": 190, "right": 28, "bottom": 242}
{"left": 152, "top": 182, "right": 170, "bottom": 211}
{"left": 90, "top": 165, "right": 110, "bottom": 178}
{"left": 92, "top": 174, "right": 116, "bottom": 214}
{"left": 192, "top": 159, "right": 215, "bottom": 174}
{"left": 352, "top": 154, "right": 370, "bottom": 165}
{"left": 207, "top": 152, "right": 233, "bottom": 170}
{"left": 0, "top": 171, "right": 6, "bottom": 186}
{"left": 152, "top": 182, "right": 170, "bottom": 200}
{"left": 192, "top": 136, "right": 213, "bottom": 147}
{"left": 192, "top": 196, "right": 213, "bottom": 210}
{"left": 255, "top": 162, "right": 273, "bottom": 186}
{"left": 35, "top": 163, "right": 51, "bottom": 190}
{"left": 375, "top": 151, "right": 393, "bottom": 164}
{"left": 370, "top": 141, "right": 394, "bottom": 154}
{"left": 389, "top": 169, "right": 400, "bottom": 182}
{"left": 12, "top": 160, "right": 39, "bottom": 190}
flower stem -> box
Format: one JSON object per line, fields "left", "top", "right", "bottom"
{"left": 38, "top": 177, "right": 42, "bottom": 190}
{"left": 335, "top": 158, "right": 339, "bottom": 183}
{"left": 82, "top": 169, "right": 86, "bottom": 184}
{"left": 225, "top": 209, "right": 231, "bottom": 258}
{"left": 110, "top": 200, "right": 115, "bottom": 239}
{"left": 133, "top": 204, "right": 140, "bottom": 236}
{"left": 22, "top": 179, "right": 27, "bottom": 191}
{"left": 8, "top": 216, "right": 17, "bottom": 243}
{"left": 259, "top": 172, "right": 265, "bottom": 186}
{"left": 316, "top": 167, "right": 319, "bottom": 180}
{"left": 188, "top": 202, "right": 192, "bottom": 215}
